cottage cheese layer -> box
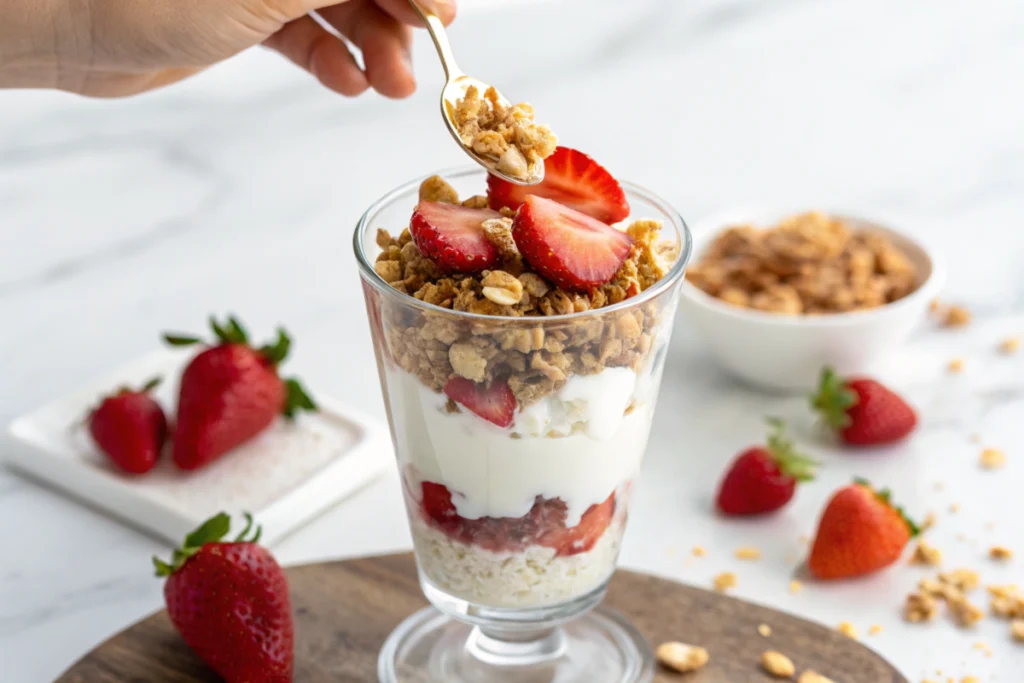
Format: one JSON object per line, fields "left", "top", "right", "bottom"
{"left": 390, "top": 365, "right": 656, "bottom": 527}
{"left": 411, "top": 506, "right": 626, "bottom": 608}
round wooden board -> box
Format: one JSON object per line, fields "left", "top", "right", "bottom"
{"left": 59, "top": 553, "right": 905, "bottom": 683}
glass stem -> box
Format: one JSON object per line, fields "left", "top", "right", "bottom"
{"left": 466, "top": 625, "right": 568, "bottom": 667}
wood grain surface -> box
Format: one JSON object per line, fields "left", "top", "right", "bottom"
{"left": 58, "top": 553, "right": 906, "bottom": 682}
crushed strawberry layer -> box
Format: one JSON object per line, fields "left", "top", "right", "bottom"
{"left": 420, "top": 482, "right": 616, "bottom": 557}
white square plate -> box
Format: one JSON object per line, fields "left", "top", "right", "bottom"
{"left": 2, "top": 349, "right": 392, "bottom": 545}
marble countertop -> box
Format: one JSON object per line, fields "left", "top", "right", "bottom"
{"left": 1, "top": 0, "right": 1022, "bottom": 680}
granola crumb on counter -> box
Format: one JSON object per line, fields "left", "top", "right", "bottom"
{"left": 735, "top": 546, "right": 762, "bottom": 561}
{"left": 1012, "top": 619, "right": 1024, "bottom": 642}
{"left": 797, "top": 672, "right": 835, "bottom": 683}
{"left": 979, "top": 448, "right": 1006, "bottom": 470}
{"left": 921, "top": 512, "right": 938, "bottom": 532}
{"left": 758, "top": 623, "right": 772, "bottom": 637}
{"left": 713, "top": 572, "right": 737, "bottom": 592}
{"left": 942, "top": 305, "right": 972, "bottom": 328}
{"left": 947, "top": 358, "right": 965, "bottom": 373}
{"left": 940, "top": 569, "right": 980, "bottom": 592}
{"left": 949, "top": 592, "right": 985, "bottom": 628}
{"left": 911, "top": 540, "right": 943, "bottom": 566}
{"left": 949, "top": 503, "right": 960, "bottom": 513}
{"left": 988, "top": 584, "right": 1024, "bottom": 619}
{"left": 837, "top": 621, "right": 858, "bottom": 640}
{"left": 685, "top": 211, "right": 919, "bottom": 315}
{"left": 692, "top": 545, "right": 706, "bottom": 557}
{"left": 904, "top": 591, "right": 939, "bottom": 623}
{"left": 961, "top": 677, "right": 980, "bottom": 683}
{"left": 761, "top": 650, "right": 796, "bottom": 678}
{"left": 999, "top": 336, "right": 1020, "bottom": 354}
{"left": 789, "top": 579, "right": 803, "bottom": 594}
{"left": 869, "top": 624, "right": 884, "bottom": 635}
{"left": 655, "top": 641, "right": 709, "bottom": 673}
{"left": 990, "top": 545, "right": 1013, "bottom": 561}
{"left": 450, "top": 85, "right": 557, "bottom": 181}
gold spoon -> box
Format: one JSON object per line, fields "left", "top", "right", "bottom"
{"left": 407, "top": 1, "right": 544, "bottom": 186}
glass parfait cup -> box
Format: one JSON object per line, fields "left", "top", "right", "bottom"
{"left": 354, "top": 168, "right": 691, "bottom": 683}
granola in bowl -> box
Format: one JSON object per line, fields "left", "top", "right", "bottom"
{"left": 449, "top": 85, "right": 558, "bottom": 182}
{"left": 686, "top": 211, "right": 919, "bottom": 315}
{"left": 359, "top": 148, "right": 687, "bottom": 608}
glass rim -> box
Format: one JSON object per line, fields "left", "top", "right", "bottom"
{"left": 353, "top": 166, "right": 693, "bottom": 323}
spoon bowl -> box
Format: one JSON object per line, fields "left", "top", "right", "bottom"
{"left": 409, "top": 2, "right": 545, "bottom": 186}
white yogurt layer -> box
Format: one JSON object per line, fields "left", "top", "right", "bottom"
{"left": 390, "top": 366, "right": 655, "bottom": 527}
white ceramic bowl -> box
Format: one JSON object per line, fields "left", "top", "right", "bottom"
{"left": 678, "top": 209, "right": 945, "bottom": 393}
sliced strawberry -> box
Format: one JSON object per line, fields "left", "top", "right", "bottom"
{"left": 443, "top": 377, "right": 516, "bottom": 428}
{"left": 421, "top": 481, "right": 459, "bottom": 525}
{"left": 512, "top": 195, "right": 633, "bottom": 291}
{"left": 410, "top": 201, "right": 502, "bottom": 274}
{"left": 539, "top": 494, "right": 616, "bottom": 556}
{"left": 487, "top": 147, "right": 630, "bottom": 223}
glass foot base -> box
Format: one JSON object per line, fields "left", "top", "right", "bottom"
{"left": 378, "top": 606, "right": 655, "bottom": 683}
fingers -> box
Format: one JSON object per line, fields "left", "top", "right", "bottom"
{"left": 298, "top": 0, "right": 458, "bottom": 27}
{"left": 263, "top": 15, "right": 370, "bottom": 97}
{"left": 374, "top": 0, "right": 458, "bottom": 27}
{"left": 317, "top": 0, "right": 416, "bottom": 99}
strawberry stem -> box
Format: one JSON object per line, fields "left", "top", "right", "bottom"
{"left": 164, "top": 334, "right": 202, "bottom": 346}
{"left": 282, "top": 378, "right": 318, "bottom": 419}
{"left": 764, "top": 417, "right": 818, "bottom": 482}
{"left": 153, "top": 511, "right": 235, "bottom": 577}
{"left": 852, "top": 478, "right": 921, "bottom": 538}
{"left": 259, "top": 328, "right": 292, "bottom": 366}
{"left": 141, "top": 376, "right": 162, "bottom": 393}
{"left": 809, "top": 367, "right": 858, "bottom": 430}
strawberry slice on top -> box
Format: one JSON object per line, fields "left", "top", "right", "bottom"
{"left": 487, "top": 146, "right": 630, "bottom": 224}
{"left": 410, "top": 201, "right": 502, "bottom": 274}
{"left": 443, "top": 377, "right": 516, "bottom": 428}
{"left": 512, "top": 195, "right": 634, "bottom": 292}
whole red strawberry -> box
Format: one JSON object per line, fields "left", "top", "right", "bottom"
{"left": 88, "top": 377, "right": 167, "bottom": 474}
{"left": 164, "top": 316, "right": 317, "bottom": 470}
{"left": 810, "top": 367, "right": 917, "bottom": 445}
{"left": 716, "top": 418, "right": 817, "bottom": 515}
{"left": 155, "top": 513, "right": 293, "bottom": 682}
{"left": 808, "top": 479, "right": 919, "bottom": 580}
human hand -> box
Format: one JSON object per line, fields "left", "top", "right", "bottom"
{"left": 0, "top": 0, "right": 456, "bottom": 97}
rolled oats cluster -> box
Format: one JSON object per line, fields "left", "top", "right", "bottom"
{"left": 686, "top": 211, "right": 919, "bottom": 315}
{"left": 450, "top": 86, "right": 558, "bottom": 181}
{"left": 369, "top": 176, "right": 677, "bottom": 408}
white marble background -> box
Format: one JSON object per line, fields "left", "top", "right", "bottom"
{"left": 1, "top": 0, "right": 1023, "bottom": 680}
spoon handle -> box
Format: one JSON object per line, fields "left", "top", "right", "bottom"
{"left": 407, "top": 1, "right": 462, "bottom": 80}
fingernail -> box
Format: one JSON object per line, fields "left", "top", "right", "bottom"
{"left": 419, "top": 0, "right": 454, "bottom": 21}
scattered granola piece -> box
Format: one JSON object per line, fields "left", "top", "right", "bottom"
{"left": 948, "top": 592, "right": 985, "bottom": 627}
{"left": 949, "top": 503, "right": 960, "bottom": 514}
{"left": 655, "top": 641, "right": 709, "bottom": 673}
{"left": 990, "top": 545, "right": 1013, "bottom": 561}
{"left": 929, "top": 298, "right": 941, "bottom": 313}
{"left": 758, "top": 623, "right": 772, "bottom": 637}
{"left": 947, "top": 358, "right": 965, "bottom": 373}
{"left": 940, "top": 569, "right": 980, "bottom": 592}
{"left": 961, "top": 677, "right": 979, "bottom": 683}
{"left": 921, "top": 512, "right": 938, "bottom": 532}
{"left": 911, "top": 540, "right": 943, "bottom": 566}
{"left": 736, "top": 546, "right": 762, "bottom": 561}
{"left": 789, "top": 579, "right": 803, "bottom": 594}
{"left": 972, "top": 641, "right": 992, "bottom": 657}
{"left": 713, "top": 572, "right": 737, "bottom": 592}
{"left": 904, "top": 592, "right": 939, "bottom": 622}
{"left": 1012, "top": 619, "right": 1024, "bottom": 642}
{"left": 692, "top": 545, "right": 706, "bottom": 557}
{"left": 797, "top": 672, "right": 835, "bottom": 683}
{"left": 999, "top": 336, "right": 1020, "bottom": 355}
{"left": 979, "top": 448, "right": 1006, "bottom": 470}
{"left": 869, "top": 624, "right": 883, "bottom": 635}
{"left": 761, "top": 650, "right": 796, "bottom": 678}
{"left": 988, "top": 585, "right": 1024, "bottom": 619}
{"left": 837, "top": 621, "right": 858, "bottom": 640}
{"left": 942, "top": 305, "right": 972, "bottom": 328}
